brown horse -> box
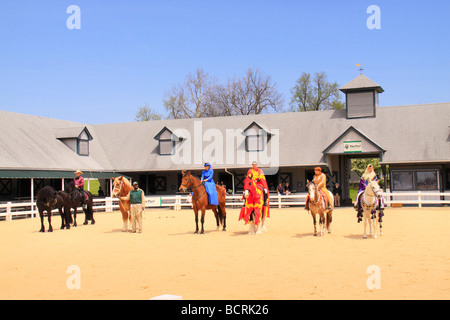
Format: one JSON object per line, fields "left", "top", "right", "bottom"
{"left": 306, "top": 181, "right": 333, "bottom": 236}
{"left": 179, "top": 171, "right": 227, "bottom": 234}
{"left": 111, "top": 176, "right": 133, "bottom": 232}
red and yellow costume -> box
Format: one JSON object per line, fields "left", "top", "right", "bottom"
{"left": 246, "top": 167, "right": 269, "bottom": 194}
{"left": 239, "top": 165, "right": 270, "bottom": 225}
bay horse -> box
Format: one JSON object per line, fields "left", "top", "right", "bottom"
{"left": 179, "top": 171, "right": 227, "bottom": 234}
{"left": 239, "top": 176, "right": 269, "bottom": 235}
{"left": 64, "top": 181, "right": 95, "bottom": 227}
{"left": 306, "top": 181, "right": 333, "bottom": 236}
{"left": 36, "top": 186, "right": 72, "bottom": 232}
{"left": 111, "top": 176, "right": 133, "bottom": 232}
{"left": 361, "top": 180, "right": 384, "bottom": 239}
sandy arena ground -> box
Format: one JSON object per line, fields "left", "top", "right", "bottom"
{"left": 0, "top": 206, "right": 449, "bottom": 300}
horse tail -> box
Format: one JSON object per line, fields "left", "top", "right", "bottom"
{"left": 217, "top": 205, "right": 224, "bottom": 227}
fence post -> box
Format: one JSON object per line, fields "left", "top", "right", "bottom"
{"left": 174, "top": 194, "right": 181, "bottom": 211}
{"left": 106, "top": 197, "right": 112, "bottom": 212}
{"left": 278, "top": 194, "right": 282, "bottom": 209}
{"left": 6, "top": 202, "right": 12, "bottom": 221}
{"left": 418, "top": 191, "right": 422, "bottom": 208}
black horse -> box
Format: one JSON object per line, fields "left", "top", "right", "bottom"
{"left": 36, "top": 186, "right": 72, "bottom": 232}
{"left": 64, "top": 181, "right": 95, "bottom": 227}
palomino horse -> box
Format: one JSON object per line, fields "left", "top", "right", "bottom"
{"left": 306, "top": 181, "right": 333, "bottom": 236}
{"left": 111, "top": 176, "right": 133, "bottom": 232}
{"left": 179, "top": 171, "right": 227, "bottom": 234}
{"left": 361, "top": 180, "right": 383, "bottom": 239}
{"left": 239, "top": 176, "right": 269, "bottom": 235}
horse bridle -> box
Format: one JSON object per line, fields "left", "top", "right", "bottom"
{"left": 112, "top": 180, "right": 124, "bottom": 197}
{"left": 181, "top": 174, "right": 206, "bottom": 204}
{"left": 362, "top": 182, "right": 381, "bottom": 209}
{"left": 308, "top": 182, "right": 322, "bottom": 205}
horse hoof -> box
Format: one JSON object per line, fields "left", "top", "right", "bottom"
{"left": 39, "top": 229, "right": 45, "bottom": 233}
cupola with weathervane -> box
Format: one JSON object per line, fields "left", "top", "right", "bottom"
{"left": 339, "top": 70, "right": 384, "bottom": 119}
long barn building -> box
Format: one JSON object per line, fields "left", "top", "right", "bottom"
{"left": 1, "top": 74, "right": 449, "bottom": 203}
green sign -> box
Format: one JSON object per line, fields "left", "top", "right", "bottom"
{"left": 344, "top": 141, "right": 362, "bottom": 153}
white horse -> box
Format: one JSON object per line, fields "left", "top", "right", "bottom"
{"left": 361, "top": 180, "right": 383, "bottom": 239}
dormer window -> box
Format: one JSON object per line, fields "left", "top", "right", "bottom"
{"left": 243, "top": 122, "right": 272, "bottom": 152}
{"left": 55, "top": 127, "right": 93, "bottom": 156}
{"left": 154, "top": 127, "right": 182, "bottom": 156}
{"left": 77, "top": 130, "right": 90, "bottom": 156}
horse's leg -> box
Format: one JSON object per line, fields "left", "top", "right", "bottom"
{"left": 319, "top": 213, "right": 325, "bottom": 237}
{"left": 200, "top": 209, "right": 206, "bottom": 234}
{"left": 212, "top": 207, "right": 220, "bottom": 231}
{"left": 193, "top": 208, "right": 199, "bottom": 234}
{"left": 327, "top": 210, "right": 332, "bottom": 234}
{"left": 39, "top": 211, "right": 45, "bottom": 233}
{"left": 248, "top": 213, "right": 256, "bottom": 235}
{"left": 121, "top": 209, "right": 128, "bottom": 232}
{"left": 261, "top": 207, "right": 267, "bottom": 232}
{"left": 64, "top": 206, "right": 71, "bottom": 229}
{"left": 83, "top": 207, "right": 89, "bottom": 225}
{"left": 221, "top": 204, "right": 227, "bottom": 231}
{"left": 89, "top": 203, "right": 95, "bottom": 225}
{"left": 373, "top": 211, "right": 378, "bottom": 239}
{"left": 312, "top": 212, "right": 317, "bottom": 236}
{"left": 47, "top": 210, "right": 53, "bottom": 232}
{"left": 362, "top": 210, "right": 367, "bottom": 239}
{"left": 73, "top": 207, "right": 77, "bottom": 227}
{"left": 59, "top": 208, "right": 65, "bottom": 229}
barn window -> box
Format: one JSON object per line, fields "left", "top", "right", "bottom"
{"left": 243, "top": 122, "right": 272, "bottom": 152}
{"left": 55, "top": 126, "right": 93, "bottom": 157}
{"left": 154, "top": 127, "right": 182, "bottom": 156}
{"left": 391, "top": 169, "right": 439, "bottom": 191}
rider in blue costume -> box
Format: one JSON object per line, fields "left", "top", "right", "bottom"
{"left": 201, "top": 163, "right": 219, "bottom": 206}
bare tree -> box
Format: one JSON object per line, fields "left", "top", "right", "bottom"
{"left": 163, "top": 69, "right": 217, "bottom": 119}
{"left": 290, "top": 71, "right": 343, "bottom": 112}
{"left": 213, "top": 68, "right": 284, "bottom": 116}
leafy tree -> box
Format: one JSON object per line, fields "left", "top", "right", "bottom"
{"left": 290, "top": 71, "right": 343, "bottom": 112}
{"left": 135, "top": 104, "right": 162, "bottom": 121}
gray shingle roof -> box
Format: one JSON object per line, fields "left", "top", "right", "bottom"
{"left": 1, "top": 102, "right": 449, "bottom": 174}
{"left": 340, "top": 74, "right": 384, "bottom": 93}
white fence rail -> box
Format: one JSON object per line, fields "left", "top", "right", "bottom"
{"left": 1, "top": 192, "right": 449, "bottom": 221}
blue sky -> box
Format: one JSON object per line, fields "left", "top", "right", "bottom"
{"left": 1, "top": 1, "right": 449, "bottom": 124}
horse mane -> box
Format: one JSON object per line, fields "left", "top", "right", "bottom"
{"left": 36, "top": 186, "right": 57, "bottom": 201}
{"left": 118, "top": 176, "right": 131, "bottom": 187}
{"left": 65, "top": 181, "right": 75, "bottom": 193}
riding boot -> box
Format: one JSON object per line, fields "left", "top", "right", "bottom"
{"left": 304, "top": 200, "right": 309, "bottom": 211}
